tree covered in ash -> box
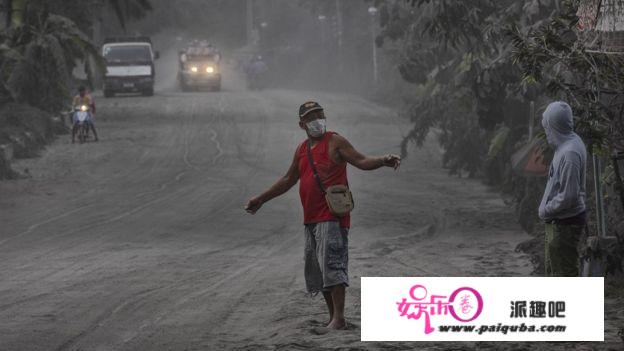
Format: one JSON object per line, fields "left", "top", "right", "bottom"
{"left": 377, "top": 0, "right": 554, "bottom": 177}
{"left": 0, "top": 0, "right": 152, "bottom": 112}
{"left": 378, "top": 0, "right": 624, "bottom": 274}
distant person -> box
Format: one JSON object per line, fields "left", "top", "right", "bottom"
{"left": 246, "top": 56, "right": 268, "bottom": 90}
{"left": 71, "top": 86, "right": 98, "bottom": 143}
{"left": 247, "top": 56, "right": 267, "bottom": 76}
{"left": 245, "top": 101, "right": 401, "bottom": 330}
{"left": 538, "top": 101, "right": 587, "bottom": 276}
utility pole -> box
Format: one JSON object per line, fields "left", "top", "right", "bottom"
{"left": 592, "top": 150, "right": 607, "bottom": 238}
{"left": 92, "top": 0, "right": 104, "bottom": 89}
{"left": 318, "top": 13, "right": 327, "bottom": 82}
{"left": 335, "top": 0, "right": 343, "bottom": 48}
{"left": 246, "top": 0, "right": 254, "bottom": 46}
{"left": 92, "top": 0, "right": 103, "bottom": 45}
{"left": 334, "top": 0, "right": 343, "bottom": 79}
{"left": 368, "top": 6, "right": 379, "bottom": 85}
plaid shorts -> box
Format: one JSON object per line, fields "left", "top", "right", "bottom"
{"left": 304, "top": 221, "right": 349, "bottom": 294}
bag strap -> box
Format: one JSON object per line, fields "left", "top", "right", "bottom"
{"left": 306, "top": 140, "right": 326, "bottom": 194}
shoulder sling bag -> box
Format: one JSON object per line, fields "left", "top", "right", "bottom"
{"left": 306, "top": 140, "right": 354, "bottom": 217}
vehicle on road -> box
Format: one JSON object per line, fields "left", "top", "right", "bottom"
{"left": 247, "top": 71, "right": 267, "bottom": 90}
{"left": 246, "top": 56, "right": 268, "bottom": 90}
{"left": 102, "top": 37, "right": 159, "bottom": 98}
{"left": 178, "top": 43, "right": 221, "bottom": 92}
{"left": 73, "top": 105, "right": 90, "bottom": 143}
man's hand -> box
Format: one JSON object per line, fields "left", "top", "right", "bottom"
{"left": 245, "top": 196, "right": 263, "bottom": 214}
{"left": 382, "top": 154, "right": 401, "bottom": 170}
{"left": 245, "top": 148, "right": 300, "bottom": 216}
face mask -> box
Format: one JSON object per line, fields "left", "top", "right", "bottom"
{"left": 306, "top": 119, "right": 326, "bottom": 137}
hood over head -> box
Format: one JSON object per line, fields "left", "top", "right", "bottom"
{"left": 542, "top": 101, "right": 575, "bottom": 147}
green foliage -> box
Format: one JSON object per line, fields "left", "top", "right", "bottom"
{"left": 510, "top": 0, "right": 624, "bottom": 249}
{"left": 488, "top": 126, "right": 511, "bottom": 160}
{"left": 385, "top": 0, "right": 624, "bottom": 270}
{"left": 510, "top": 0, "right": 624, "bottom": 154}
{"left": 0, "top": 4, "right": 103, "bottom": 112}
{"left": 385, "top": 0, "right": 554, "bottom": 177}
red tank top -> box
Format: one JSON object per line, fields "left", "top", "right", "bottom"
{"left": 298, "top": 132, "right": 350, "bottom": 228}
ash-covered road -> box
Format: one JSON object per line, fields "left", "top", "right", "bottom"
{"left": 1, "top": 68, "right": 618, "bottom": 350}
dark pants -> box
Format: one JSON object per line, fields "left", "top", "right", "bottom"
{"left": 544, "top": 222, "right": 584, "bottom": 276}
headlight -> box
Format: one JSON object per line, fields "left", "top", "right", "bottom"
{"left": 206, "top": 66, "right": 215, "bottom": 73}
{"left": 191, "top": 66, "right": 198, "bottom": 73}
{"left": 80, "top": 105, "right": 88, "bottom": 112}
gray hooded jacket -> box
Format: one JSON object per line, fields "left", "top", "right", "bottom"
{"left": 538, "top": 102, "right": 587, "bottom": 221}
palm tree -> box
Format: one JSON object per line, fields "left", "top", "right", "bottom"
{"left": 5, "top": 0, "right": 152, "bottom": 30}
{"left": 1, "top": 0, "right": 153, "bottom": 110}
{"left": 1, "top": 5, "right": 103, "bottom": 112}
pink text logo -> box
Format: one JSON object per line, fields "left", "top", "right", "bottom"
{"left": 397, "top": 284, "right": 484, "bottom": 334}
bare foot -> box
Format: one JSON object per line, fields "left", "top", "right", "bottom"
{"left": 327, "top": 318, "right": 346, "bottom": 330}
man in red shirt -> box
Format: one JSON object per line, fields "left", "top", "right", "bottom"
{"left": 246, "top": 101, "right": 401, "bottom": 330}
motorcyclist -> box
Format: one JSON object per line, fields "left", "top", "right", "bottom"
{"left": 71, "top": 86, "right": 98, "bottom": 143}
{"left": 247, "top": 55, "right": 268, "bottom": 75}
{"left": 246, "top": 55, "right": 268, "bottom": 89}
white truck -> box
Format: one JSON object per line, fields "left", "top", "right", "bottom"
{"left": 102, "top": 37, "right": 159, "bottom": 98}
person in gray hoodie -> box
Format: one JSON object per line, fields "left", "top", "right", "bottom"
{"left": 538, "top": 101, "right": 587, "bottom": 276}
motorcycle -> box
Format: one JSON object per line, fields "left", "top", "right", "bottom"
{"left": 246, "top": 59, "right": 268, "bottom": 90}
{"left": 247, "top": 71, "right": 267, "bottom": 90}
{"left": 73, "top": 105, "right": 91, "bottom": 144}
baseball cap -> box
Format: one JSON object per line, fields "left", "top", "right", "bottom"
{"left": 299, "top": 101, "right": 323, "bottom": 119}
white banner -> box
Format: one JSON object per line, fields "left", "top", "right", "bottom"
{"left": 361, "top": 277, "right": 603, "bottom": 341}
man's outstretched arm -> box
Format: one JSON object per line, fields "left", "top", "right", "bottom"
{"left": 333, "top": 134, "right": 401, "bottom": 171}
{"left": 245, "top": 149, "right": 300, "bottom": 214}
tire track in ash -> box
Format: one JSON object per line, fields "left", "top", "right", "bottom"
{"left": 0, "top": 97, "right": 186, "bottom": 249}
{"left": 0, "top": 97, "right": 209, "bottom": 306}
{"left": 21, "top": 94, "right": 223, "bottom": 251}
{"left": 50, "top": 92, "right": 260, "bottom": 351}
{"left": 175, "top": 91, "right": 272, "bottom": 232}
{"left": 207, "top": 95, "right": 226, "bottom": 165}
{"left": 0, "top": 142, "right": 156, "bottom": 248}
{"left": 106, "top": 94, "right": 258, "bottom": 234}
{"left": 0, "top": 98, "right": 213, "bottom": 349}
{"left": 50, "top": 264, "right": 227, "bottom": 351}
{"left": 126, "top": 92, "right": 303, "bottom": 348}
{"left": 120, "top": 229, "right": 300, "bottom": 349}
{"left": 101, "top": 91, "right": 271, "bottom": 251}
{"left": 90, "top": 92, "right": 237, "bottom": 240}
{"left": 11, "top": 91, "right": 286, "bottom": 351}
{"left": 145, "top": 92, "right": 242, "bottom": 231}
{"left": 0, "top": 94, "right": 224, "bottom": 317}
{"left": 0, "top": 94, "right": 236, "bottom": 348}
{"left": 86, "top": 91, "right": 283, "bottom": 348}
{"left": 46, "top": 108, "right": 200, "bottom": 351}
